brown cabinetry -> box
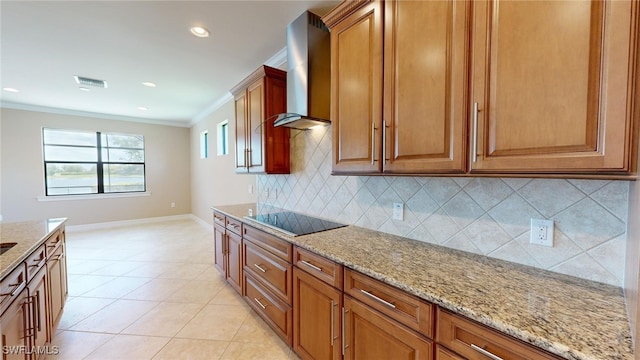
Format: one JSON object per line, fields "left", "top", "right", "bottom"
{"left": 47, "top": 237, "right": 66, "bottom": 335}
{"left": 231, "top": 65, "right": 290, "bottom": 174}
{"left": 28, "top": 267, "right": 48, "bottom": 358}
{"left": 0, "top": 284, "right": 29, "bottom": 360}
{"left": 293, "top": 247, "right": 343, "bottom": 360}
{"left": 212, "top": 211, "right": 243, "bottom": 293}
{"left": 242, "top": 225, "right": 293, "bottom": 345}
{"left": 324, "top": 0, "right": 640, "bottom": 177}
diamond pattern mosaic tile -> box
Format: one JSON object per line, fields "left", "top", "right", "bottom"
{"left": 257, "top": 127, "right": 630, "bottom": 286}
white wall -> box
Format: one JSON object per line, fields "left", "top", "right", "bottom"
{"left": 190, "top": 100, "right": 257, "bottom": 224}
{"left": 1, "top": 108, "right": 191, "bottom": 225}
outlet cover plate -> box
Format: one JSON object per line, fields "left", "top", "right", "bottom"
{"left": 393, "top": 203, "right": 404, "bottom": 221}
{"left": 530, "top": 219, "right": 554, "bottom": 247}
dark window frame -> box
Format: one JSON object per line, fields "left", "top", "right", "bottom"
{"left": 43, "top": 129, "right": 146, "bottom": 196}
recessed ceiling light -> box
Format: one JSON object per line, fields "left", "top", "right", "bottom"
{"left": 79, "top": 87, "right": 90, "bottom": 92}
{"left": 137, "top": 106, "right": 148, "bottom": 111}
{"left": 3, "top": 87, "right": 20, "bottom": 93}
{"left": 142, "top": 82, "right": 156, "bottom": 88}
{"left": 190, "top": 26, "right": 210, "bottom": 38}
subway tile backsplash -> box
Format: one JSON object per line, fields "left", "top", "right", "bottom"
{"left": 257, "top": 127, "right": 629, "bottom": 286}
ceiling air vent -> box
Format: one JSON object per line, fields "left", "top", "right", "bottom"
{"left": 74, "top": 75, "right": 108, "bottom": 88}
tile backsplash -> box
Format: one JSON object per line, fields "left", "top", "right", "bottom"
{"left": 257, "top": 127, "right": 629, "bottom": 287}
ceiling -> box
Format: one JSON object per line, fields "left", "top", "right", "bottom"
{"left": 0, "top": 0, "right": 338, "bottom": 127}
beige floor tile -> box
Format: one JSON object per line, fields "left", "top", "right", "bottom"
{"left": 156, "top": 263, "right": 212, "bottom": 280}
{"left": 176, "top": 304, "right": 250, "bottom": 341}
{"left": 151, "top": 338, "right": 229, "bottom": 360}
{"left": 122, "top": 278, "right": 190, "bottom": 301}
{"left": 165, "top": 280, "right": 225, "bottom": 304}
{"left": 122, "top": 262, "right": 175, "bottom": 278}
{"left": 67, "top": 274, "right": 118, "bottom": 296}
{"left": 81, "top": 276, "right": 151, "bottom": 298}
{"left": 70, "top": 299, "right": 158, "bottom": 333}
{"left": 221, "top": 341, "right": 292, "bottom": 360}
{"left": 209, "top": 286, "right": 250, "bottom": 309}
{"left": 232, "top": 311, "right": 283, "bottom": 344}
{"left": 57, "top": 297, "right": 115, "bottom": 330}
{"left": 122, "top": 302, "right": 204, "bottom": 337}
{"left": 84, "top": 334, "right": 170, "bottom": 360}
{"left": 47, "top": 330, "right": 114, "bottom": 360}
{"left": 193, "top": 267, "right": 226, "bottom": 282}
{"left": 89, "top": 261, "right": 145, "bottom": 276}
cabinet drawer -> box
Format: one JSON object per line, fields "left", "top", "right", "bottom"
{"left": 0, "top": 264, "right": 27, "bottom": 316}
{"left": 435, "top": 344, "right": 463, "bottom": 360}
{"left": 25, "top": 244, "right": 47, "bottom": 282}
{"left": 244, "top": 273, "right": 293, "bottom": 345}
{"left": 294, "top": 246, "right": 343, "bottom": 290}
{"left": 225, "top": 216, "right": 243, "bottom": 236}
{"left": 213, "top": 212, "right": 226, "bottom": 228}
{"left": 244, "top": 241, "right": 292, "bottom": 304}
{"left": 344, "top": 269, "right": 434, "bottom": 338}
{"left": 45, "top": 230, "right": 63, "bottom": 256}
{"left": 436, "top": 309, "right": 561, "bottom": 360}
{"left": 244, "top": 225, "right": 292, "bottom": 262}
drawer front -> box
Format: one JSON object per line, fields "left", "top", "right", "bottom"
{"left": 244, "top": 241, "right": 292, "bottom": 304}
{"left": 45, "top": 230, "right": 63, "bottom": 257}
{"left": 244, "top": 225, "right": 292, "bottom": 262}
{"left": 294, "top": 246, "right": 343, "bottom": 290}
{"left": 436, "top": 309, "right": 561, "bottom": 360}
{"left": 0, "top": 264, "right": 27, "bottom": 315}
{"left": 213, "top": 211, "right": 226, "bottom": 228}
{"left": 244, "top": 273, "right": 293, "bottom": 345}
{"left": 344, "top": 269, "right": 434, "bottom": 338}
{"left": 25, "top": 243, "right": 47, "bottom": 282}
{"left": 435, "top": 344, "right": 464, "bottom": 360}
{"left": 226, "top": 216, "right": 243, "bottom": 236}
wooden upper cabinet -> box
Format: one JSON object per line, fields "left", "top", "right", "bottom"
{"left": 470, "top": 0, "right": 639, "bottom": 174}
{"left": 383, "top": 0, "right": 469, "bottom": 174}
{"left": 231, "top": 65, "right": 290, "bottom": 174}
{"left": 324, "top": 0, "right": 383, "bottom": 174}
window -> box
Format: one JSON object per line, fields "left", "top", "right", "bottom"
{"left": 43, "top": 128, "right": 145, "bottom": 196}
{"left": 200, "top": 130, "right": 209, "bottom": 159}
{"left": 217, "top": 120, "right": 229, "bottom": 156}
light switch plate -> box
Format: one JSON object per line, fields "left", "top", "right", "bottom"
{"left": 393, "top": 203, "right": 404, "bottom": 221}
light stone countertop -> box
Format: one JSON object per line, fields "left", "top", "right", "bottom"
{"left": 0, "top": 218, "right": 67, "bottom": 279}
{"left": 213, "top": 203, "right": 633, "bottom": 360}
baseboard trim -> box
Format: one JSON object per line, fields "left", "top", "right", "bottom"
{"left": 190, "top": 214, "right": 213, "bottom": 231}
{"left": 66, "top": 214, "right": 196, "bottom": 232}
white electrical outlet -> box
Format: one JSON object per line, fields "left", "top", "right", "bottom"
{"left": 170, "top": 202, "right": 176, "bottom": 208}
{"left": 530, "top": 219, "right": 554, "bottom": 247}
{"left": 248, "top": 185, "right": 253, "bottom": 194}
{"left": 393, "top": 203, "right": 404, "bottom": 221}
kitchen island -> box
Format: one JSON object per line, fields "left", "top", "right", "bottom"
{"left": 214, "top": 203, "right": 632, "bottom": 360}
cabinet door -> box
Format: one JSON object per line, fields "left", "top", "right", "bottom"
{"left": 47, "top": 244, "right": 66, "bottom": 335}
{"left": 383, "top": 0, "right": 469, "bottom": 174}
{"left": 329, "top": 0, "right": 383, "bottom": 174}
{"left": 226, "top": 230, "right": 243, "bottom": 294}
{"left": 470, "top": 0, "right": 638, "bottom": 173}
{"left": 214, "top": 225, "right": 226, "bottom": 275}
{"left": 293, "top": 267, "right": 342, "bottom": 360}
{"left": 0, "top": 289, "right": 29, "bottom": 360}
{"left": 29, "top": 268, "right": 48, "bottom": 357}
{"left": 235, "top": 92, "right": 248, "bottom": 172}
{"left": 247, "top": 78, "right": 265, "bottom": 173}
{"left": 343, "top": 296, "right": 433, "bottom": 360}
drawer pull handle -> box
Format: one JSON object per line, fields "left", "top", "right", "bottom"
{"left": 254, "top": 264, "right": 267, "bottom": 273}
{"left": 254, "top": 297, "right": 267, "bottom": 309}
{"left": 342, "top": 307, "right": 349, "bottom": 356}
{"left": 471, "top": 344, "right": 503, "bottom": 360}
{"left": 330, "top": 300, "right": 335, "bottom": 346}
{"left": 300, "top": 260, "right": 322, "bottom": 273}
{"left": 360, "top": 289, "right": 396, "bottom": 309}
{"left": 472, "top": 102, "right": 479, "bottom": 163}
{"left": 0, "top": 281, "right": 25, "bottom": 297}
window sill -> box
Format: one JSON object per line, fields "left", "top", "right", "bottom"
{"left": 37, "top": 192, "right": 151, "bottom": 202}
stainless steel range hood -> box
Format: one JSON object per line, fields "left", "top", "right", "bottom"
{"left": 273, "top": 11, "right": 331, "bottom": 130}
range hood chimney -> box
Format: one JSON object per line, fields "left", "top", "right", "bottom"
{"left": 273, "top": 11, "right": 331, "bottom": 130}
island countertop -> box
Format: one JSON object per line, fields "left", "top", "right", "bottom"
{"left": 213, "top": 203, "right": 633, "bottom": 360}
{"left": 0, "top": 218, "right": 67, "bottom": 279}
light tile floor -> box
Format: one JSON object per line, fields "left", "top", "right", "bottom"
{"left": 50, "top": 218, "right": 297, "bottom": 360}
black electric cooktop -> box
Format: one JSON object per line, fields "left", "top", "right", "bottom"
{"left": 245, "top": 211, "right": 347, "bottom": 237}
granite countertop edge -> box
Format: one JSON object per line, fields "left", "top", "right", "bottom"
{"left": 212, "top": 204, "right": 632, "bottom": 360}
{"left": 0, "top": 218, "right": 68, "bottom": 279}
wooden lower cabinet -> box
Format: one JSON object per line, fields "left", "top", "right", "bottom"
{"left": 213, "top": 213, "right": 243, "bottom": 294}
{"left": 244, "top": 272, "right": 293, "bottom": 345}
{"left": 0, "top": 287, "right": 29, "bottom": 360}
{"left": 293, "top": 267, "right": 342, "bottom": 360}
{"left": 226, "top": 231, "right": 242, "bottom": 293}
{"left": 343, "top": 295, "right": 433, "bottom": 360}
{"left": 213, "top": 224, "right": 226, "bottom": 274}
{"left": 435, "top": 345, "right": 463, "bottom": 360}
{"left": 28, "top": 268, "right": 48, "bottom": 359}
{"left": 47, "top": 243, "right": 66, "bottom": 334}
